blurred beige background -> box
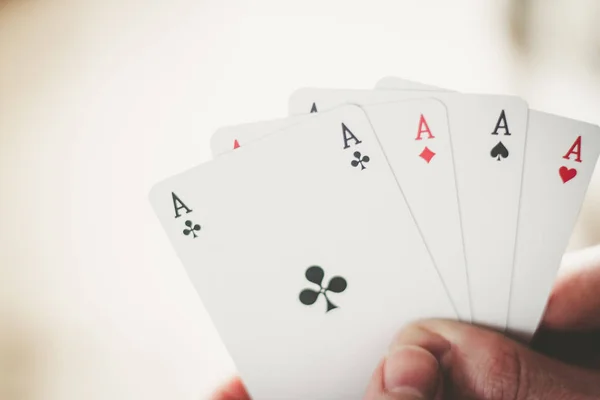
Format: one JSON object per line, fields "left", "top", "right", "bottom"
{"left": 1, "top": 1, "right": 599, "bottom": 399}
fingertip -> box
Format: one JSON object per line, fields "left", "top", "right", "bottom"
{"left": 390, "top": 323, "right": 452, "bottom": 362}
{"left": 364, "top": 322, "right": 451, "bottom": 399}
{"left": 210, "top": 377, "right": 250, "bottom": 400}
{"left": 383, "top": 345, "right": 441, "bottom": 398}
{"left": 543, "top": 262, "right": 600, "bottom": 330}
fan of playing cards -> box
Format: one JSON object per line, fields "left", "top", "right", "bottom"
{"left": 149, "top": 78, "right": 600, "bottom": 399}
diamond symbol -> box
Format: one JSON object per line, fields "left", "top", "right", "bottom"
{"left": 419, "top": 146, "right": 436, "bottom": 163}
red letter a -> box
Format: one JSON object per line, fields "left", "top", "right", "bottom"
{"left": 415, "top": 114, "right": 435, "bottom": 140}
{"left": 563, "top": 136, "right": 582, "bottom": 163}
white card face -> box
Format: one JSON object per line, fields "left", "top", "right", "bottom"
{"left": 210, "top": 114, "right": 314, "bottom": 156}
{"left": 290, "top": 89, "right": 529, "bottom": 330}
{"left": 150, "top": 105, "right": 456, "bottom": 399}
{"left": 361, "top": 100, "right": 470, "bottom": 321}
{"left": 507, "top": 113, "right": 600, "bottom": 341}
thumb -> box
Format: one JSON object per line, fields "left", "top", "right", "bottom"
{"left": 371, "top": 320, "right": 600, "bottom": 400}
{"left": 363, "top": 341, "right": 443, "bottom": 399}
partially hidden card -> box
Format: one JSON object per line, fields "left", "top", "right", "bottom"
{"left": 150, "top": 105, "right": 456, "bottom": 399}
{"left": 211, "top": 114, "right": 314, "bottom": 156}
{"left": 211, "top": 99, "right": 471, "bottom": 321}
{"left": 290, "top": 89, "right": 530, "bottom": 331}
{"left": 361, "top": 100, "right": 470, "bottom": 321}
{"left": 507, "top": 112, "right": 600, "bottom": 341}
{"left": 375, "top": 77, "right": 600, "bottom": 340}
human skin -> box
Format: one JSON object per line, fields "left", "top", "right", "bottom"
{"left": 211, "top": 245, "right": 600, "bottom": 400}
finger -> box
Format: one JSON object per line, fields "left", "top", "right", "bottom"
{"left": 363, "top": 327, "right": 445, "bottom": 400}
{"left": 392, "top": 319, "right": 600, "bottom": 400}
{"left": 210, "top": 377, "right": 251, "bottom": 400}
{"left": 543, "top": 245, "right": 600, "bottom": 331}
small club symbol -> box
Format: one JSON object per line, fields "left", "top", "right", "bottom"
{"left": 299, "top": 266, "right": 347, "bottom": 313}
{"left": 183, "top": 220, "right": 201, "bottom": 238}
{"left": 351, "top": 151, "right": 370, "bottom": 170}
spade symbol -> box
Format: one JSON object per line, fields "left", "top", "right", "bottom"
{"left": 490, "top": 141, "right": 509, "bottom": 161}
{"left": 299, "top": 266, "right": 347, "bottom": 313}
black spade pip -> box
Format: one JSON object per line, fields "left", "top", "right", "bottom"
{"left": 490, "top": 141, "right": 509, "bottom": 161}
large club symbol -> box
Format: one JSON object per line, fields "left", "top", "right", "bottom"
{"left": 299, "top": 266, "right": 347, "bottom": 313}
{"left": 351, "top": 151, "right": 370, "bottom": 170}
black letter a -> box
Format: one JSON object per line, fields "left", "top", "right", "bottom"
{"left": 491, "top": 110, "right": 511, "bottom": 136}
{"left": 172, "top": 192, "right": 192, "bottom": 218}
{"left": 342, "top": 123, "right": 362, "bottom": 149}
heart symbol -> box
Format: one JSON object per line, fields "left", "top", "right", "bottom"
{"left": 559, "top": 166, "right": 577, "bottom": 183}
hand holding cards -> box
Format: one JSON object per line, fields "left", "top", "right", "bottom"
{"left": 150, "top": 80, "right": 600, "bottom": 399}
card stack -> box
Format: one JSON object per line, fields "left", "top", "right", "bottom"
{"left": 149, "top": 77, "right": 600, "bottom": 399}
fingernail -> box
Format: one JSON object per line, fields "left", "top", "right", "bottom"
{"left": 383, "top": 345, "right": 440, "bottom": 398}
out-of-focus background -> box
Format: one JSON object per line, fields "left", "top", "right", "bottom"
{"left": 1, "top": 1, "right": 600, "bottom": 399}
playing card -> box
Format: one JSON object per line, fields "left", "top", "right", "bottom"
{"left": 210, "top": 99, "right": 470, "bottom": 321}
{"left": 290, "top": 89, "right": 529, "bottom": 330}
{"left": 210, "top": 114, "right": 314, "bottom": 156}
{"left": 150, "top": 105, "right": 456, "bottom": 399}
{"left": 507, "top": 113, "right": 600, "bottom": 341}
{"left": 375, "top": 77, "right": 600, "bottom": 340}
{"left": 361, "top": 100, "right": 470, "bottom": 321}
